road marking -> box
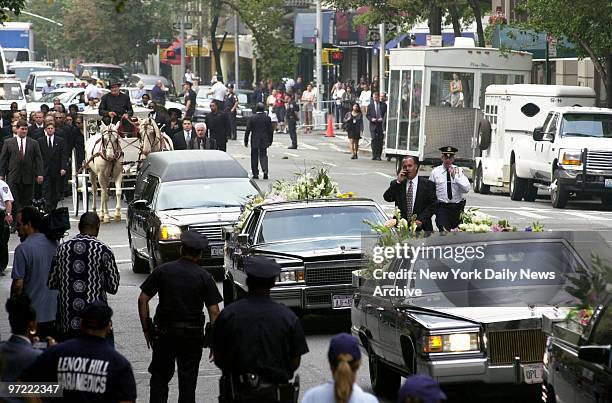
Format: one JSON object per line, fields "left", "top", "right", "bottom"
{"left": 284, "top": 152, "right": 299, "bottom": 157}
{"left": 321, "top": 161, "right": 337, "bottom": 167}
{"left": 329, "top": 144, "right": 346, "bottom": 153}
{"left": 563, "top": 211, "right": 612, "bottom": 220}
{"left": 300, "top": 142, "right": 318, "bottom": 150}
{"left": 375, "top": 172, "right": 394, "bottom": 179}
{"left": 506, "top": 210, "right": 550, "bottom": 219}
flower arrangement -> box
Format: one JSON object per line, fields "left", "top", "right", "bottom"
{"left": 456, "top": 208, "right": 545, "bottom": 233}
{"left": 364, "top": 207, "right": 422, "bottom": 246}
{"left": 235, "top": 168, "right": 343, "bottom": 231}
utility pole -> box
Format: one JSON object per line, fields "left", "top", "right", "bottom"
{"left": 234, "top": 14, "right": 240, "bottom": 90}
{"left": 379, "top": 23, "right": 385, "bottom": 94}
{"left": 180, "top": 13, "right": 186, "bottom": 81}
{"left": 315, "top": 0, "right": 323, "bottom": 110}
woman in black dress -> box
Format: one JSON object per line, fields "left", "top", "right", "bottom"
{"left": 344, "top": 103, "right": 363, "bottom": 159}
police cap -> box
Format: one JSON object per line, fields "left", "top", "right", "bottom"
{"left": 81, "top": 301, "right": 113, "bottom": 330}
{"left": 243, "top": 256, "right": 281, "bottom": 279}
{"left": 439, "top": 146, "right": 458, "bottom": 157}
{"left": 180, "top": 230, "right": 209, "bottom": 251}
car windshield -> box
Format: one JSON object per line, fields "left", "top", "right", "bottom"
{"left": 257, "top": 205, "right": 385, "bottom": 244}
{"left": 156, "top": 178, "right": 258, "bottom": 210}
{"left": 9, "top": 66, "right": 51, "bottom": 82}
{"left": 399, "top": 241, "right": 583, "bottom": 308}
{"left": 38, "top": 90, "right": 74, "bottom": 103}
{"left": 0, "top": 83, "right": 24, "bottom": 100}
{"left": 88, "top": 67, "right": 125, "bottom": 81}
{"left": 4, "top": 50, "right": 29, "bottom": 62}
{"left": 560, "top": 113, "right": 612, "bottom": 138}
{"left": 197, "top": 88, "right": 213, "bottom": 99}
{"left": 35, "top": 76, "right": 74, "bottom": 91}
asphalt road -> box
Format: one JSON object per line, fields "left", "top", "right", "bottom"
{"left": 1, "top": 129, "right": 611, "bottom": 402}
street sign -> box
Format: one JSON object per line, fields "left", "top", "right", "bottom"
{"left": 426, "top": 35, "right": 442, "bottom": 47}
{"left": 548, "top": 36, "right": 558, "bottom": 58}
{"left": 148, "top": 38, "right": 169, "bottom": 45}
{"left": 173, "top": 22, "right": 193, "bottom": 30}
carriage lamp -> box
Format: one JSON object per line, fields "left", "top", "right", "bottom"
{"left": 424, "top": 333, "right": 479, "bottom": 353}
{"left": 560, "top": 150, "right": 582, "bottom": 167}
{"left": 160, "top": 224, "right": 182, "bottom": 240}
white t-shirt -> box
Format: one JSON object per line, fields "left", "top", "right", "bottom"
{"left": 302, "top": 382, "right": 378, "bottom": 403}
{"left": 359, "top": 90, "right": 372, "bottom": 107}
{"left": 0, "top": 179, "right": 14, "bottom": 211}
{"left": 211, "top": 82, "right": 227, "bottom": 102}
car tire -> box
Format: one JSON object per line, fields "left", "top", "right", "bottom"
{"left": 222, "top": 277, "right": 235, "bottom": 306}
{"left": 509, "top": 162, "right": 527, "bottom": 201}
{"left": 551, "top": 171, "right": 569, "bottom": 209}
{"left": 524, "top": 181, "right": 538, "bottom": 202}
{"left": 601, "top": 194, "right": 612, "bottom": 207}
{"left": 473, "top": 164, "right": 490, "bottom": 194}
{"left": 368, "top": 347, "right": 400, "bottom": 397}
{"left": 477, "top": 119, "right": 492, "bottom": 151}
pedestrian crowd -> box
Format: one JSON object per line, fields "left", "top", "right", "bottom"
{"left": 0, "top": 217, "right": 447, "bottom": 403}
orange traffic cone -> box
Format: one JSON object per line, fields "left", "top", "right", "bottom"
{"left": 326, "top": 114, "right": 335, "bottom": 137}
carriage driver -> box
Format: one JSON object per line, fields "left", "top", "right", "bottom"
{"left": 99, "top": 79, "right": 134, "bottom": 131}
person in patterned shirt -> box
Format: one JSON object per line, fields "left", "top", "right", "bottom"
{"left": 48, "top": 212, "right": 120, "bottom": 343}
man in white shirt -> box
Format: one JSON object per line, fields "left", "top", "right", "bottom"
{"left": 429, "top": 146, "right": 471, "bottom": 231}
{"left": 208, "top": 76, "right": 227, "bottom": 111}
{"left": 41, "top": 78, "right": 55, "bottom": 97}
{"left": 84, "top": 78, "right": 102, "bottom": 102}
{"left": 0, "top": 178, "right": 13, "bottom": 276}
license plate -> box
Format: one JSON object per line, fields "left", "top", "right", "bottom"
{"left": 211, "top": 246, "right": 224, "bottom": 256}
{"left": 522, "top": 363, "right": 543, "bottom": 384}
{"left": 332, "top": 294, "right": 353, "bottom": 309}
{"left": 605, "top": 179, "right": 612, "bottom": 188}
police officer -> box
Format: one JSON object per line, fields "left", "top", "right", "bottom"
{"left": 138, "top": 231, "right": 222, "bottom": 403}
{"left": 429, "top": 146, "right": 471, "bottom": 231}
{"left": 213, "top": 256, "right": 309, "bottom": 403}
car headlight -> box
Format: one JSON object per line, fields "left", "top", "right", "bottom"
{"left": 424, "top": 333, "right": 480, "bottom": 353}
{"left": 559, "top": 149, "right": 582, "bottom": 166}
{"left": 160, "top": 224, "right": 182, "bottom": 240}
{"left": 276, "top": 269, "right": 305, "bottom": 284}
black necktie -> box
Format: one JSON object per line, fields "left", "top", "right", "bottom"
{"left": 48, "top": 137, "right": 52, "bottom": 149}
{"left": 446, "top": 167, "right": 453, "bottom": 200}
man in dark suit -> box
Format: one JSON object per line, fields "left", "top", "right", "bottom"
{"left": 171, "top": 118, "right": 196, "bottom": 150}
{"left": 383, "top": 156, "right": 437, "bottom": 231}
{"left": 205, "top": 102, "right": 230, "bottom": 152}
{"left": 37, "top": 122, "right": 68, "bottom": 211}
{"left": 190, "top": 123, "right": 217, "bottom": 150}
{"left": 1, "top": 111, "right": 20, "bottom": 139}
{"left": 366, "top": 91, "right": 387, "bottom": 161}
{"left": 28, "top": 111, "right": 46, "bottom": 140}
{"left": 0, "top": 120, "right": 43, "bottom": 216}
{"left": 244, "top": 103, "right": 273, "bottom": 180}
{"left": 148, "top": 102, "right": 169, "bottom": 132}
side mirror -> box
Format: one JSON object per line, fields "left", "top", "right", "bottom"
{"left": 25, "top": 84, "right": 32, "bottom": 91}
{"left": 132, "top": 199, "right": 150, "bottom": 210}
{"left": 578, "top": 346, "right": 611, "bottom": 366}
{"left": 237, "top": 233, "right": 249, "bottom": 246}
{"left": 533, "top": 127, "right": 544, "bottom": 141}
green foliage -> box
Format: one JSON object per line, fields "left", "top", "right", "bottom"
{"left": 0, "top": 0, "right": 25, "bottom": 24}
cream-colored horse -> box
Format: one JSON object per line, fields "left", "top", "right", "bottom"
{"left": 84, "top": 122, "right": 124, "bottom": 223}
{"left": 138, "top": 117, "right": 174, "bottom": 157}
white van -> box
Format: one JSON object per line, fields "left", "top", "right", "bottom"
{"left": 24, "top": 70, "right": 77, "bottom": 101}
{"left": 473, "top": 85, "right": 596, "bottom": 200}
{"left": 0, "top": 76, "right": 26, "bottom": 112}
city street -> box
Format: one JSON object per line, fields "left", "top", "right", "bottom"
{"left": 1, "top": 130, "right": 611, "bottom": 402}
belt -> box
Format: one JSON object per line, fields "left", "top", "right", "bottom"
{"left": 438, "top": 200, "right": 466, "bottom": 207}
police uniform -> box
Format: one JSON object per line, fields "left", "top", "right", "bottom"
{"left": 213, "top": 256, "right": 309, "bottom": 403}
{"left": 139, "top": 231, "right": 222, "bottom": 403}
{"left": 429, "top": 146, "right": 471, "bottom": 231}
{"left": 0, "top": 179, "right": 13, "bottom": 275}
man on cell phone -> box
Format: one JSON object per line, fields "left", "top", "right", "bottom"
{"left": 383, "top": 155, "right": 437, "bottom": 231}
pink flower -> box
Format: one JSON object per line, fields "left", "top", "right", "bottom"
{"left": 490, "top": 224, "right": 503, "bottom": 232}
{"left": 384, "top": 219, "right": 397, "bottom": 228}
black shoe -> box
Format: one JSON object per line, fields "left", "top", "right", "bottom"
{"left": 355, "top": 154, "right": 358, "bottom": 159}
{"left": 263, "top": 174, "right": 268, "bottom": 180}
{"left": 372, "top": 157, "right": 377, "bottom": 160}
{"left": 287, "top": 146, "right": 297, "bottom": 149}
{"left": 351, "top": 155, "right": 356, "bottom": 160}
{"left": 252, "top": 175, "right": 259, "bottom": 179}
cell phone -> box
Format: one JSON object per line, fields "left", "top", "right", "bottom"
{"left": 32, "top": 340, "right": 48, "bottom": 350}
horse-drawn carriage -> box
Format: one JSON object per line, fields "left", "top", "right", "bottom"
{"left": 72, "top": 108, "right": 173, "bottom": 222}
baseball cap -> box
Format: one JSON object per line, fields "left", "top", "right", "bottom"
{"left": 327, "top": 333, "right": 361, "bottom": 362}
{"left": 81, "top": 301, "right": 113, "bottom": 330}
{"left": 397, "top": 375, "right": 447, "bottom": 403}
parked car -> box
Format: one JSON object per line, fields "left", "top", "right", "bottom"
{"left": 127, "top": 74, "right": 176, "bottom": 97}
{"left": 24, "top": 71, "right": 76, "bottom": 101}
{"left": 127, "top": 150, "right": 261, "bottom": 277}
{"left": 7, "top": 62, "right": 53, "bottom": 82}
{"left": 0, "top": 77, "right": 26, "bottom": 112}
{"left": 351, "top": 231, "right": 610, "bottom": 397}
{"left": 26, "top": 87, "right": 109, "bottom": 114}
{"left": 223, "top": 199, "right": 387, "bottom": 312}
{"left": 542, "top": 293, "right": 611, "bottom": 403}
{"left": 76, "top": 63, "right": 126, "bottom": 86}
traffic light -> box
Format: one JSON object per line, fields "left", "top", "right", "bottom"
{"left": 322, "top": 48, "right": 343, "bottom": 65}
{"left": 330, "top": 50, "right": 343, "bottom": 64}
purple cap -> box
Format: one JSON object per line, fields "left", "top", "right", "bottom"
{"left": 397, "top": 375, "right": 446, "bottom": 403}
{"left": 327, "top": 333, "right": 361, "bottom": 362}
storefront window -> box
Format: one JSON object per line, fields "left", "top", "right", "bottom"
{"left": 429, "top": 71, "right": 475, "bottom": 108}
{"left": 386, "top": 70, "right": 401, "bottom": 150}
{"left": 479, "top": 73, "right": 525, "bottom": 109}
{"left": 409, "top": 70, "right": 422, "bottom": 150}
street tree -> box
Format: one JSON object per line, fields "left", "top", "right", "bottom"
{"left": 518, "top": 0, "right": 612, "bottom": 106}
{"left": 0, "top": 0, "right": 24, "bottom": 23}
